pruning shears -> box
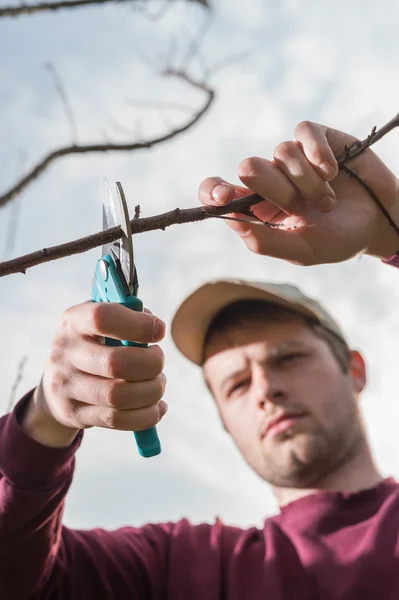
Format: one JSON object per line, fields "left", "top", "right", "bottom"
{"left": 92, "top": 180, "right": 161, "bottom": 458}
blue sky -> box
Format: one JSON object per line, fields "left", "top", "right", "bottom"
{"left": 2, "top": 0, "right": 399, "bottom": 529}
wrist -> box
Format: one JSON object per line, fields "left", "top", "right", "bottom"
{"left": 21, "top": 384, "right": 80, "bottom": 448}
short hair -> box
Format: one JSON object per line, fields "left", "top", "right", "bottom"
{"left": 203, "top": 299, "right": 351, "bottom": 373}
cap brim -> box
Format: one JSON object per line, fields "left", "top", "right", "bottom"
{"left": 171, "top": 279, "right": 326, "bottom": 366}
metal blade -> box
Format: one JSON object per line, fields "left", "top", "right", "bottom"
{"left": 115, "top": 181, "right": 135, "bottom": 294}
{"left": 102, "top": 178, "right": 121, "bottom": 264}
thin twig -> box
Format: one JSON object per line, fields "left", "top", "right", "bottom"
{"left": 212, "top": 214, "right": 296, "bottom": 228}
{"left": 45, "top": 62, "right": 79, "bottom": 144}
{"left": 0, "top": 0, "right": 209, "bottom": 18}
{"left": 341, "top": 164, "right": 399, "bottom": 237}
{"left": 179, "top": 13, "right": 212, "bottom": 74}
{"left": 0, "top": 72, "right": 214, "bottom": 208}
{"left": 335, "top": 113, "right": 399, "bottom": 165}
{"left": 125, "top": 99, "right": 194, "bottom": 115}
{"left": 6, "top": 355, "right": 28, "bottom": 413}
{"left": 0, "top": 194, "right": 264, "bottom": 277}
{"left": 2, "top": 149, "right": 28, "bottom": 259}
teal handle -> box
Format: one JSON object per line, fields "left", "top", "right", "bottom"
{"left": 92, "top": 256, "right": 161, "bottom": 458}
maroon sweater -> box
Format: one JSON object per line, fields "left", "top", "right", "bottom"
{"left": 1, "top": 395, "right": 399, "bottom": 600}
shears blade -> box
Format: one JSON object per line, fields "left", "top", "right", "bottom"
{"left": 102, "top": 179, "right": 136, "bottom": 296}
{"left": 102, "top": 178, "right": 120, "bottom": 263}
{"left": 116, "top": 181, "right": 135, "bottom": 295}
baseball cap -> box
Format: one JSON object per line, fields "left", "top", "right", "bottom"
{"left": 171, "top": 279, "right": 348, "bottom": 366}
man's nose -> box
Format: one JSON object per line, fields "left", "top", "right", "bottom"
{"left": 254, "top": 369, "right": 286, "bottom": 409}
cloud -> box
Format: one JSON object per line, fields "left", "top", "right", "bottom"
{"left": 2, "top": 0, "right": 399, "bottom": 530}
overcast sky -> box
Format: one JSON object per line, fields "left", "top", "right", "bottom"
{"left": 2, "top": 0, "right": 399, "bottom": 530}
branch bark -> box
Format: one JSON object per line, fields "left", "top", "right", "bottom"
{"left": 0, "top": 0, "right": 209, "bottom": 18}
{"left": 0, "top": 194, "right": 264, "bottom": 277}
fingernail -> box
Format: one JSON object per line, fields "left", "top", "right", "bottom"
{"left": 319, "top": 161, "right": 336, "bottom": 179}
{"left": 152, "top": 318, "right": 166, "bottom": 341}
{"left": 211, "top": 184, "right": 232, "bottom": 205}
{"left": 316, "top": 196, "right": 334, "bottom": 213}
{"left": 158, "top": 400, "right": 168, "bottom": 420}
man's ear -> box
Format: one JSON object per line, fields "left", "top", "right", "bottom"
{"left": 349, "top": 350, "right": 366, "bottom": 394}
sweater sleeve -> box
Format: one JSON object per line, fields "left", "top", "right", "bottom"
{"left": 0, "top": 391, "right": 83, "bottom": 598}
{"left": 0, "top": 392, "right": 173, "bottom": 600}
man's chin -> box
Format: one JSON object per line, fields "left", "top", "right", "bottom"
{"left": 261, "top": 436, "right": 328, "bottom": 487}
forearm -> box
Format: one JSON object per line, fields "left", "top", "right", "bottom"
{"left": 0, "top": 392, "right": 82, "bottom": 598}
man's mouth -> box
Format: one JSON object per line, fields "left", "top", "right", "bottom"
{"left": 262, "top": 412, "right": 307, "bottom": 439}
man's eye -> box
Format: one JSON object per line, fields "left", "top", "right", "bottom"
{"left": 280, "top": 353, "right": 303, "bottom": 364}
{"left": 229, "top": 379, "right": 250, "bottom": 396}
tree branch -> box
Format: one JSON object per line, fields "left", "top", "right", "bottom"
{"left": 45, "top": 62, "right": 79, "bottom": 145}
{"left": 335, "top": 112, "right": 399, "bottom": 165}
{"left": 0, "top": 0, "right": 209, "bottom": 18}
{"left": 6, "top": 355, "right": 28, "bottom": 413}
{"left": 0, "top": 72, "right": 214, "bottom": 208}
{"left": 0, "top": 194, "right": 264, "bottom": 277}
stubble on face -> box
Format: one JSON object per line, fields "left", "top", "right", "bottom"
{"left": 258, "top": 400, "right": 364, "bottom": 488}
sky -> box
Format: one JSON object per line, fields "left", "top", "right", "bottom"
{"left": 2, "top": 0, "right": 399, "bottom": 530}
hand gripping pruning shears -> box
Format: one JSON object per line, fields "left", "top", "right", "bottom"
{"left": 92, "top": 180, "right": 161, "bottom": 458}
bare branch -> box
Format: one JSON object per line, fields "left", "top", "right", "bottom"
{"left": 3, "top": 109, "right": 399, "bottom": 278}
{"left": 0, "top": 194, "right": 265, "bottom": 277}
{"left": 179, "top": 12, "right": 212, "bottom": 74}
{"left": 6, "top": 355, "right": 28, "bottom": 413}
{"left": 0, "top": 73, "right": 214, "bottom": 208}
{"left": 125, "top": 99, "right": 194, "bottom": 115}
{"left": 0, "top": 0, "right": 210, "bottom": 19}
{"left": 341, "top": 164, "right": 399, "bottom": 237}
{"left": 335, "top": 113, "right": 399, "bottom": 166}
{"left": 2, "top": 149, "right": 28, "bottom": 259}
{"left": 45, "top": 62, "right": 79, "bottom": 144}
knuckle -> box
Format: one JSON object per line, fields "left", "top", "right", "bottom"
{"left": 136, "top": 405, "right": 160, "bottom": 431}
{"left": 99, "top": 408, "right": 120, "bottom": 430}
{"left": 294, "top": 120, "right": 313, "bottom": 137}
{"left": 154, "top": 374, "right": 166, "bottom": 401}
{"left": 48, "top": 342, "right": 64, "bottom": 367}
{"left": 104, "top": 380, "right": 123, "bottom": 408}
{"left": 238, "top": 156, "right": 259, "bottom": 179}
{"left": 59, "top": 308, "right": 73, "bottom": 335}
{"left": 89, "top": 302, "right": 109, "bottom": 334}
{"left": 150, "top": 345, "right": 165, "bottom": 375}
{"left": 273, "top": 141, "right": 298, "bottom": 162}
{"left": 103, "top": 349, "right": 125, "bottom": 379}
{"left": 47, "top": 369, "right": 69, "bottom": 396}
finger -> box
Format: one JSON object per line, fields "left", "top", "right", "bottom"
{"left": 67, "top": 338, "right": 165, "bottom": 380}
{"left": 272, "top": 142, "right": 336, "bottom": 213}
{"left": 294, "top": 121, "right": 349, "bottom": 180}
{"left": 67, "top": 369, "right": 166, "bottom": 410}
{"left": 71, "top": 398, "right": 168, "bottom": 431}
{"left": 65, "top": 302, "right": 166, "bottom": 344}
{"left": 198, "top": 176, "right": 251, "bottom": 207}
{"left": 237, "top": 156, "right": 307, "bottom": 216}
{"left": 228, "top": 219, "right": 316, "bottom": 265}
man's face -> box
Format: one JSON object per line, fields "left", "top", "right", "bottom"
{"left": 203, "top": 314, "right": 365, "bottom": 489}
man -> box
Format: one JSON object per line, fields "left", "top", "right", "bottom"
{"left": 1, "top": 122, "right": 399, "bottom": 599}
